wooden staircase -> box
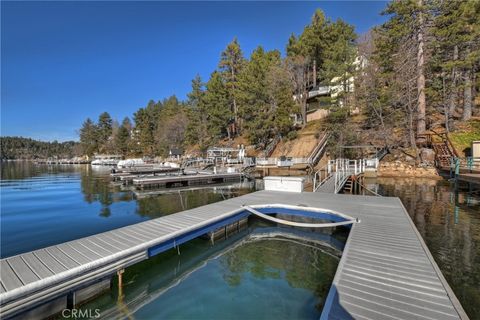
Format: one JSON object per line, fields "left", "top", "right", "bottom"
{"left": 420, "top": 131, "right": 459, "bottom": 170}
{"left": 432, "top": 142, "right": 453, "bottom": 168}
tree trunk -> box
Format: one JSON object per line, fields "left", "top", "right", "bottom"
{"left": 462, "top": 69, "right": 472, "bottom": 121}
{"left": 416, "top": 0, "right": 426, "bottom": 137}
{"left": 302, "top": 94, "right": 307, "bottom": 127}
{"left": 442, "top": 72, "right": 451, "bottom": 132}
{"left": 448, "top": 45, "right": 458, "bottom": 116}
{"left": 233, "top": 97, "right": 238, "bottom": 135}
{"left": 231, "top": 67, "right": 239, "bottom": 135}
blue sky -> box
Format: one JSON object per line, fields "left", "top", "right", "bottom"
{"left": 1, "top": 1, "right": 388, "bottom": 142}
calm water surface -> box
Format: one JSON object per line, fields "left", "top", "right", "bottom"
{"left": 0, "top": 162, "right": 256, "bottom": 258}
{"left": 79, "top": 221, "right": 345, "bottom": 320}
{"left": 1, "top": 162, "right": 479, "bottom": 319}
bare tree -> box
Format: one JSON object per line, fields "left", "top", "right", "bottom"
{"left": 286, "top": 55, "right": 310, "bottom": 127}
{"left": 416, "top": 0, "right": 427, "bottom": 138}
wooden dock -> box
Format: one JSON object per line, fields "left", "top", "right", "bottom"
{"left": 133, "top": 173, "right": 243, "bottom": 189}
{"left": 0, "top": 191, "right": 467, "bottom": 319}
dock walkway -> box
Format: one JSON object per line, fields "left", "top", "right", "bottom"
{"left": 0, "top": 191, "right": 467, "bottom": 319}
{"left": 133, "top": 172, "right": 242, "bottom": 189}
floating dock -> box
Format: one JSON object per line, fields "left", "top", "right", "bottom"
{"left": 133, "top": 173, "right": 243, "bottom": 189}
{"left": 0, "top": 191, "right": 467, "bottom": 319}
{"left": 111, "top": 166, "right": 180, "bottom": 175}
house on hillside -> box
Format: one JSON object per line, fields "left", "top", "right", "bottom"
{"left": 293, "top": 54, "right": 367, "bottom": 123}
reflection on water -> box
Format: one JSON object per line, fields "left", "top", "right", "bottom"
{"left": 0, "top": 162, "right": 256, "bottom": 258}
{"left": 375, "top": 177, "right": 480, "bottom": 319}
{"left": 78, "top": 219, "right": 346, "bottom": 320}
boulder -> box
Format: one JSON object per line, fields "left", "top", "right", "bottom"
{"left": 420, "top": 148, "right": 436, "bottom": 164}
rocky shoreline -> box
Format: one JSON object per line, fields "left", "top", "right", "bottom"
{"left": 378, "top": 161, "right": 443, "bottom": 179}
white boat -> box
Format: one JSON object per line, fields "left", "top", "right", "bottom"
{"left": 117, "top": 158, "right": 145, "bottom": 168}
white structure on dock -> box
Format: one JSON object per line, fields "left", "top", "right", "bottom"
{"left": 91, "top": 154, "right": 123, "bottom": 166}
{"left": 264, "top": 176, "right": 305, "bottom": 193}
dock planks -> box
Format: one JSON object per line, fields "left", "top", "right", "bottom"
{"left": 133, "top": 172, "right": 242, "bottom": 189}
{"left": 0, "top": 191, "right": 467, "bottom": 319}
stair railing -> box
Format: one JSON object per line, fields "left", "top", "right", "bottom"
{"left": 307, "top": 132, "right": 329, "bottom": 166}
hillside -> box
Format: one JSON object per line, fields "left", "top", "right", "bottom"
{"left": 270, "top": 120, "right": 324, "bottom": 158}
{"left": 0, "top": 137, "right": 80, "bottom": 160}
{"left": 449, "top": 119, "right": 480, "bottom": 157}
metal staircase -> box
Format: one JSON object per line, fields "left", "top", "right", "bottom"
{"left": 313, "top": 158, "right": 369, "bottom": 194}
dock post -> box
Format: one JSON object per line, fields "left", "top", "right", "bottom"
{"left": 117, "top": 269, "right": 125, "bottom": 300}
{"left": 66, "top": 291, "right": 76, "bottom": 309}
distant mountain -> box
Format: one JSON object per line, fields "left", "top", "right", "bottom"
{"left": 0, "top": 136, "right": 80, "bottom": 160}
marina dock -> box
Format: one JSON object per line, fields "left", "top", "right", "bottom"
{"left": 111, "top": 166, "right": 181, "bottom": 175}
{"left": 132, "top": 172, "right": 243, "bottom": 189}
{"left": 0, "top": 190, "right": 467, "bottom": 319}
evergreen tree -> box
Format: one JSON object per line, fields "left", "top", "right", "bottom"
{"left": 97, "top": 112, "right": 113, "bottom": 153}
{"left": 429, "top": 0, "right": 480, "bottom": 123}
{"left": 133, "top": 108, "right": 155, "bottom": 155}
{"left": 79, "top": 118, "right": 99, "bottom": 156}
{"left": 267, "top": 63, "right": 298, "bottom": 137}
{"left": 286, "top": 33, "right": 300, "bottom": 57}
{"left": 185, "top": 75, "right": 210, "bottom": 151}
{"left": 203, "top": 71, "right": 231, "bottom": 140}
{"left": 322, "top": 19, "right": 357, "bottom": 107}
{"left": 154, "top": 96, "right": 188, "bottom": 156}
{"left": 114, "top": 117, "right": 132, "bottom": 155}
{"left": 219, "top": 37, "right": 245, "bottom": 135}
{"left": 238, "top": 47, "right": 295, "bottom": 146}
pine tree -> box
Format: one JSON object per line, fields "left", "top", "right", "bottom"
{"left": 237, "top": 47, "right": 294, "bottom": 146}
{"left": 154, "top": 96, "right": 188, "bottom": 156}
{"left": 322, "top": 19, "right": 357, "bottom": 107}
{"left": 430, "top": 0, "right": 479, "bottom": 122}
{"left": 97, "top": 112, "right": 113, "bottom": 153}
{"left": 79, "top": 118, "right": 99, "bottom": 156}
{"left": 203, "top": 71, "right": 231, "bottom": 140}
{"left": 114, "top": 117, "right": 132, "bottom": 155}
{"left": 374, "top": 0, "right": 430, "bottom": 146}
{"left": 185, "top": 75, "right": 210, "bottom": 151}
{"left": 133, "top": 108, "right": 155, "bottom": 155}
{"left": 219, "top": 38, "right": 245, "bottom": 135}
{"left": 266, "top": 62, "right": 298, "bottom": 137}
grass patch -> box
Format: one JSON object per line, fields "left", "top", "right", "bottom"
{"left": 449, "top": 120, "right": 480, "bottom": 156}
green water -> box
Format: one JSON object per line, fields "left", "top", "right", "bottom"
{"left": 77, "top": 220, "right": 346, "bottom": 320}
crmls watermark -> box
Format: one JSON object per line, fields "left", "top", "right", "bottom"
{"left": 62, "top": 309, "right": 101, "bottom": 318}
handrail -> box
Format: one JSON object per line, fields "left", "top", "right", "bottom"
{"left": 263, "top": 134, "right": 281, "bottom": 157}
{"left": 242, "top": 205, "right": 357, "bottom": 228}
{"left": 313, "top": 165, "right": 331, "bottom": 191}
{"left": 425, "top": 130, "right": 459, "bottom": 158}
{"left": 307, "top": 132, "right": 329, "bottom": 166}
{"left": 313, "top": 158, "right": 381, "bottom": 193}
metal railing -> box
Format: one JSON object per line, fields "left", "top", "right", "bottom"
{"left": 263, "top": 135, "right": 281, "bottom": 157}
{"left": 313, "top": 158, "right": 379, "bottom": 193}
{"left": 307, "top": 132, "right": 329, "bottom": 166}
{"left": 256, "top": 132, "right": 329, "bottom": 168}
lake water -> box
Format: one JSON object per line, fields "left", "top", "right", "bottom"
{"left": 0, "top": 162, "right": 479, "bottom": 319}
{"left": 80, "top": 221, "right": 346, "bottom": 320}
{"left": 0, "top": 162, "right": 257, "bottom": 258}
